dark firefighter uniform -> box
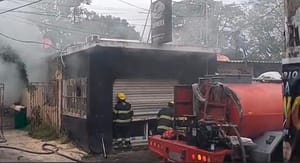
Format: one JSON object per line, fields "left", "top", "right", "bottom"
{"left": 113, "top": 92, "right": 133, "bottom": 149}
{"left": 157, "top": 101, "right": 175, "bottom": 135}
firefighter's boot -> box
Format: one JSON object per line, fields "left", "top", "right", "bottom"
{"left": 114, "top": 138, "right": 123, "bottom": 149}
{"left": 123, "top": 138, "right": 132, "bottom": 150}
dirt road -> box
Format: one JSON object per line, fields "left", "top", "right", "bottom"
{"left": 0, "top": 129, "right": 162, "bottom": 162}
{"left": 0, "top": 129, "right": 86, "bottom": 162}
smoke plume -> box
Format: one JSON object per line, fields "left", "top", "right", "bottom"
{"left": 0, "top": 1, "right": 52, "bottom": 105}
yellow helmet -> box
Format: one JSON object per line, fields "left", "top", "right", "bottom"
{"left": 117, "top": 92, "right": 126, "bottom": 100}
{"left": 168, "top": 101, "right": 174, "bottom": 107}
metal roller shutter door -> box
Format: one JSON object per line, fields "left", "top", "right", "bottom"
{"left": 113, "top": 79, "right": 178, "bottom": 120}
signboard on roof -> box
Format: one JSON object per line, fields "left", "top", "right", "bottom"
{"left": 151, "top": 0, "right": 172, "bottom": 45}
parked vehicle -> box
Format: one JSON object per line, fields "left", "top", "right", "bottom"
{"left": 149, "top": 74, "right": 283, "bottom": 162}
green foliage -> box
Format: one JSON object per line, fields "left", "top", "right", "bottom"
{"left": 173, "top": 0, "right": 283, "bottom": 61}
{"left": 30, "top": 0, "right": 140, "bottom": 49}
{"left": 27, "top": 123, "right": 59, "bottom": 141}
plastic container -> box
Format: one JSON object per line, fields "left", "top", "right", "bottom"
{"left": 14, "top": 107, "right": 27, "bottom": 129}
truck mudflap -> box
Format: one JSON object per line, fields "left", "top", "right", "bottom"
{"left": 149, "top": 135, "right": 232, "bottom": 163}
{"left": 250, "top": 131, "right": 283, "bottom": 163}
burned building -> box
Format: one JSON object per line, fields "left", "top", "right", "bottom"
{"left": 48, "top": 40, "right": 217, "bottom": 153}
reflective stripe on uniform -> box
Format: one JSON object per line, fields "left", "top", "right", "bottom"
{"left": 175, "top": 117, "right": 187, "bottom": 121}
{"left": 113, "top": 119, "right": 131, "bottom": 123}
{"left": 159, "top": 115, "right": 173, "bottom": 120}
{"left": 113, "top": 109, "right": 133, "bottom": 114}
{"left": 157, "top": 125, "right": 173, "bottom": 130}
{"left": 118, "top": 110, "right": 133, "bottom": 114}
{"left": 125, "top": 138, "right": 130, "bottom": 141}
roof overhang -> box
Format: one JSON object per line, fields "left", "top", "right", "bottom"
{"left": 58, "top": 39, "right": 220, "bottom": 57}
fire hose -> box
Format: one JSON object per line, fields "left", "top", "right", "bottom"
{"left": 0, "top": 138, "right": 86, "bottom": 162}
{"left": 0, "top": 106, "right": 107, "bottom": 162}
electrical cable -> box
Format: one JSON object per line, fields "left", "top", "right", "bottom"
{"left": 5, "top": 11, "right": 150, "bottom": 27}
{"left": 116, "top": 0, "right": 148, "bottom": 11}
{"left": 0, "top": 0, "right": 42, "bottom": 14}
{"left": 0, "top": 142, "right": 87, "bottom": 162}
{"left": 0, "top": 32, "right": 60, "bottom": 50}
{"left": 0, "top": 106, "right": 88, "bottom": 162}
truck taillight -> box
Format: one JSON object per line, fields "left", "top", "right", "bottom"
{"left": 202, "top": 155, "right": 207, "bottom": 162}
{"left": 197, "top": 154, "right": 202, "bottom": 161}
{"left": 191, "top": 154, "right": 196, "bottom": 160}
{"left": 191, "top": 154, "right": 210, "bottom": 162}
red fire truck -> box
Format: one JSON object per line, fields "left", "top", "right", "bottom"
{"left": 149, "top": 74, "right": 283, "bottom": 162}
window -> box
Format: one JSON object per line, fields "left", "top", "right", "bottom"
{"left": 63, "top": 78, "right": 87, "bottom": 118}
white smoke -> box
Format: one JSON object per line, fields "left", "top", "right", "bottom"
{"left": 0, "top": 1, "right": 53, "bottom": 105}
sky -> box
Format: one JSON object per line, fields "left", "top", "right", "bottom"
{"left": 83, "top": 0, "right": 243, "bottom": 41}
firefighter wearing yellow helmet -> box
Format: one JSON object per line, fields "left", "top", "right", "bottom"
{"left": 113, "top": 92, "right": 133, "bottom": 149}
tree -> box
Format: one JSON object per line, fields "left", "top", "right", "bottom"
{"left": 28, "top": 0, "right": 140, "bottom": 50}
{"left": 173, "top": 0, "right": 284, "bottom": 61}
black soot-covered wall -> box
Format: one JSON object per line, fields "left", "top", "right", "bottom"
{"left": 87, "top": 46, "right": 217, "bottom": 153}
{"left": 60, "top": 49, "right": 90, "bottom": 152}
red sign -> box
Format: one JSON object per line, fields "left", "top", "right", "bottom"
{"left": 42, "top": 38, "right": 53, "bottom": 49}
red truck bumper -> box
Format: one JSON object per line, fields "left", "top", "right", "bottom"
{"left": 149, "top": 135, "right": 232, "bottom": 163}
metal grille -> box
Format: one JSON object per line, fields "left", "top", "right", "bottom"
{"left": 62, "top": 78, "right": 87, "bottom": 119}
{"left": 113, "top": 79, "right": 178, "bottom": 120}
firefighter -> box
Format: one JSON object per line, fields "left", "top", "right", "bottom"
{"left": 156, "top": 101, "right": 175, "bottom": 135}
{"left": 113, "top": 92, "right": 133, "bottom": 149}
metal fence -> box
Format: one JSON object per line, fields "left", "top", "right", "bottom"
{"left": 0, "top": 84, "right": 14, "bottom": 130}
{"left": 28, "top": 81, "right": 60, "bottom": 130}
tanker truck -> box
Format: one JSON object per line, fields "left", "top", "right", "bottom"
{"left": 149, "top": 74, "right": 283, "bottom": 163}
{"left": 282, "top": 0, "right": 300, "bottom": 162}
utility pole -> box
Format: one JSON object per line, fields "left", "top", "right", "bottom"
{"left": 73, "top": 7, "right": 76, "bottom": 24}
{"left": 205, "top": 0, "right": 208, "bottom": 46}
{"left": 147, "top": 0, "right": 153, "bottom": 43}
{"left": 141, "top": 1, "right": 151, "bottom": 42}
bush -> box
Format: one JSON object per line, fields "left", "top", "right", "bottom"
{"left": 28, "top": 123, "right": 59, "bottom": 141}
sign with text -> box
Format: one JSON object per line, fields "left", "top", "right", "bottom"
{"left": 151, "top": 0, "right": 172, "bottom": 45}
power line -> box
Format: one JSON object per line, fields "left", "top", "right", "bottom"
{"left": 6, "top": 13, "right": 104, "bottom": 35}
{"left": 0, "top": 0, "right": 42, "bottom": 14}
{"left": 6, "top": 10, "right": 151, "bottom": 27}
{"left": 4, "top": 13, "right": 149, "bottom": 43}
{"left": 0, "top": 32, "right": 60, "bottom": 50}
{"left": 116, "top": 0, "right": 148, "bottom": 11}
{"left": 10, "top": 0, "right": 148, "bottom": 14}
